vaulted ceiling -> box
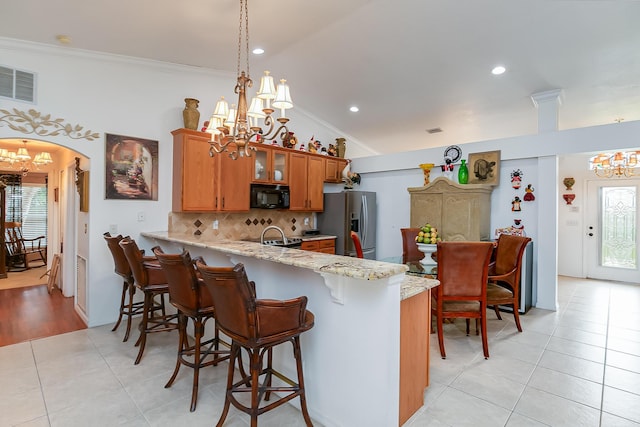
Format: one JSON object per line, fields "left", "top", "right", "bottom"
{"left": 2, "top": 0, "right": 639, "bottom": 155}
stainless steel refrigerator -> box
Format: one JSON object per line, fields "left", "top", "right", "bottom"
{"left": 317, "top": 191, "right": 377, "bottom": 259}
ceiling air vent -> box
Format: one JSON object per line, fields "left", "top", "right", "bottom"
{"left": 426, "top": 127, "right": 443, "bottom": 134}
{"left": 0, "top": 66, "right": 36, "bottom": 103}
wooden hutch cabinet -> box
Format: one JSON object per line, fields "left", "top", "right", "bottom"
{"left": 289, "top": 152, "right": 324, "bottom": 211}
{"left": 172, "top": 128, "right": 251, "bottom": 212}
{"left": 407, "top": 177, "right": 493, "bottom": 241}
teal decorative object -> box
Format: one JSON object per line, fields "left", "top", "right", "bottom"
{"left": 458, "top": 159, "right": 469, "bottom": 184}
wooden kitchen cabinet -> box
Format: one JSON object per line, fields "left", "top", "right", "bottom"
{"left": 325, "top": 157, "right": 348, "bottom": 183}
{"left": 408, "top": 177, "right": 493, "bottom": 241}
{"left": 172, "top": 128, "right": 251, "bottom": 212}
{"left": 300, "top": 237, "right": 336, "bottom": 254}
{"left": 250, "top": 143, "right": 288, "bottom": 185}
{"left": 289, "top": 152, "right": 324, "bottom": 211}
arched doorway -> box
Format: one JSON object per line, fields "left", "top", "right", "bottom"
{"left": 0, "top": 137, "right": 89, "bottom": 340}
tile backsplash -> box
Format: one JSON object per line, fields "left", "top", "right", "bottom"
{"left": 168, "top": 210, "right": 316, "bottom": 240}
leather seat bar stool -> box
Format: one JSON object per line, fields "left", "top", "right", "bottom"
{"left": 196, "top": 261, "right": 315, "bottom": 427}
{"left": 119, "top": 237, "right": 179, "bottom": 364}
{"left": 152, "top": 246, "right": 231, "bottom": 412}
{"left": 103, "top": 232, "right": 152, "bottom": 342}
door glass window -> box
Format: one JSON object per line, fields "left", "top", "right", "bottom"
{"left": 601, "top": 186, "right": 636, "bottom": 269}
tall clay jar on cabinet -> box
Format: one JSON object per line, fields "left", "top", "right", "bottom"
{"left": 182, "top": 98, "right": 200, "bottom": 130}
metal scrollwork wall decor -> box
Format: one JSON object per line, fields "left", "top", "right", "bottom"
{"left": 0, "top": 108, "right": 100, "bottom": 141}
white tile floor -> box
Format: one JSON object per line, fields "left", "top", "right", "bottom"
{"left": 1, "top": 276, "right": 639, "bottom": 427}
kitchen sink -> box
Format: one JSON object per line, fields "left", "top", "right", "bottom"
{"left": 262, "top": 237, "right": 303, "bottom": 248}
{"left": 243, "top": 237, "right": 303, "bottom": 249}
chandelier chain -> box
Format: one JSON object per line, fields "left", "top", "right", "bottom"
{"left": 237, "top": 0, "right": 250, "bottom": 78}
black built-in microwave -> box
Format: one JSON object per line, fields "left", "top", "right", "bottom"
{"left": 250, "top": 184, "right": 290, "bottom": 209}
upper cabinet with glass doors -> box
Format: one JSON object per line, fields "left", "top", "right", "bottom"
{"left": 250, "top": 143, "right": 289, "bottom": 185}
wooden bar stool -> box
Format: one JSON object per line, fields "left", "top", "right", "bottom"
{"left": 196, "top": 261, "right": 315, "bottom": 427}
{"left": 152, "top": 246, "right": 231, "bottom": 412}
{"left": 119, "top": 237, "right": 179, "bottom": 364}
{"left": 103, "top": 232, "right": 147, "bottom": 342}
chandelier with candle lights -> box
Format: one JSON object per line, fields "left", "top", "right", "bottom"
{"left": 205, "top": 0, "right": 293, "bottom": 159}
{"left": 589, "top": 151, "right": 639, "bottom": 178}
{"left": 0, "top": 140, "right": 53, "bottom": 176}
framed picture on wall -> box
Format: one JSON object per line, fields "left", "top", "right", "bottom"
{"left": 105, "top": 133, "right": 158, "bottom": 200}
{"left": 467, "top": 150, "right": 501, "bottom": 185}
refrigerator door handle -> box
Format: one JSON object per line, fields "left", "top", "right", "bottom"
{"left": 361, "top": 194, "right": 368, "bottom": 248}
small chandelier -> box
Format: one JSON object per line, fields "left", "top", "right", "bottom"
{"left": 0, "top": 140, "right": 53, "bottom": 176}
{"left": 206, "top": 0, "right": 293, "bottom": 159}
{"left": 589, "top": 151, "right": 639, "bottom": 178}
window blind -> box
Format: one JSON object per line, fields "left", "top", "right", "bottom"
{"left": 7, "top": 183, "right": 47, "bottom": 246}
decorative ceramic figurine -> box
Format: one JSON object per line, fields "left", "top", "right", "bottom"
{"left": 282, "top": 131, "right": 298, "bottom": 149}
{"left": 342, "top": 159, "right": 361, "bottom": 189}
{"left": 512, "top": 196, "right": 522, "bottom": 212}
{"left": 511, "top": 169, "right": 523, "bottom": 189}
{"left": 523, "top": 184, "right": 535, "bottom": 201}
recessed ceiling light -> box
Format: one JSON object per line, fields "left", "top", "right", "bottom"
{"left": 56, "top": 34, "right": 72, "bottom": 45}
{"left": 491, "top": 65, "right": 506, "bottom": 75}
{"left": 349, "top": 106, "right": 359, "bottom": 113}
{"left": 252, "top": 48, "right": 264, "bottom": 55}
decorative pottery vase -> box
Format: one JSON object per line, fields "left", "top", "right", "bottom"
{"left": 182, "top": 98, "right": 200, "bottom": 130}
{"left": 562, "top": 194, "right": 576, "bottom": 205}
{"left": 419, "top": 163, "right": 434, "bottom": 186}
{"left": 563, "top": 177, "right": 575, "bottom": 191}
{"left": 458, "top": 159, "right": 469, "bottom": 184}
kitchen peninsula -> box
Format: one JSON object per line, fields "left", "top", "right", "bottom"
{"left": 141, "top": 231, "right": 438, "bottom": 427}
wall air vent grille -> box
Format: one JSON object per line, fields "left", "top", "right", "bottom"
{"left": 0, "top": 65, "right": 36, "bottom": 103}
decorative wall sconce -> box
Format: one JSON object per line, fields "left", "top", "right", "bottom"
{"left": 563, "top": 177, "right": 575, "bottom": 191}
{"left": 562, "top": 194, "right": 576, "bottom": 205}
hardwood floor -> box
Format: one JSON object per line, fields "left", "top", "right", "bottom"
{"left": 0, "top": 285, "right": 87, "bottom": 347}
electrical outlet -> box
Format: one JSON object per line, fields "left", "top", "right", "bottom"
{"left": 213, "top": 220, "right": 219, "bottom": 229}
{"left": 109, "top": 224, "right": 118, "bottom": 234}
{"left": 304, "top": 217, "right": 309, "bottom": 226}
{"left": 137, "top": 211, "right": 145, "bottom": 222}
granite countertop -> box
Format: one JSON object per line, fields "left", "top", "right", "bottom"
{"left": 300, "top": 234, "right": 337, "bottom": 242}
{"left": 141, "top": 231, "right": 438, "bottom": 300}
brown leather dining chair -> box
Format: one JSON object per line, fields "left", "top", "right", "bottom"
{"left": 486, "top": 234, "right": 532, "bottom": 332}
{"left": 152, "top": 246, "right": 231, "bottom": 412}
{"left": 196, "top": 261, "right": 315, "bottom": 427}
{"left": 432, "top": 241, "right": 494, "bottom": 359}
{"left": 119, "top": 237, "right": 179, "bottom": 364}
{"left": 400, "top": 228, "right": 424, "bottom": 263}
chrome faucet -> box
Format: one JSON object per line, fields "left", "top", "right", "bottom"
{"left": 260, "top": 225, "right": 288, "bottom": 245}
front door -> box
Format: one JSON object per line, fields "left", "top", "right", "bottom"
{"left": 586, "top": 179, "right": 639, "bottom": 282}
